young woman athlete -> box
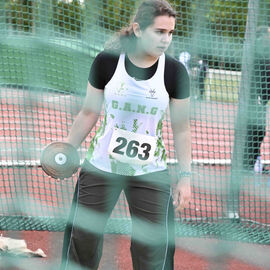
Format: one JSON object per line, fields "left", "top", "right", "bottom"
{"left": 60, "top": 0, "right": 191, "bottom": 269}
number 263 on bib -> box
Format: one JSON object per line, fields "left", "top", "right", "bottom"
{"left": 108, "top": 128, "right": 157, "bottom": 165}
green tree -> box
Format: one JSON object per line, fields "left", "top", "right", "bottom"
{"left": 173, "top": 0, "right": 194, "bottom": 37}
{"left": 4, "top": 0, "right": 270, "bottom": 41}
{"left": 8, "top": 0, "right": 34, "bottom": 32}
{"left": 53, "top": 0, "right": 84, "bottom": 35}
{"left": 207, "top": 0, "right": 248, "bottom": 39}
{"left": 100, "top": 0, "right": 136, "bottom": 31}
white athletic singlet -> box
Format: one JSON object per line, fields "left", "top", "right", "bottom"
{"left": 86, "top": 53, "right": 170, "bottom": 176}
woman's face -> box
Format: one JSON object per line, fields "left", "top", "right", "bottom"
{"left": 136, "top": 15, "right": 175, "bottom": 57}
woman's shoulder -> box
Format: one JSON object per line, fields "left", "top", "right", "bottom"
{"left": 95, "top": 49, "right": 121, "bottom": 64}
{"left": 164, "top": 54, "right": 190, "bottom": 99}
{"left": 89, "top": 50, "right": 122, "bottom": 89}
{"left": 165, "top": 54, "right": 187, "bottom": 71}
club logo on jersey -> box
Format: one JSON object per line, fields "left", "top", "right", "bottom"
{"left": 113, "top": 82, "right": 128, "bottom": 96}
{"left": 146, "top": 88, "right": 158, "bottom": 99}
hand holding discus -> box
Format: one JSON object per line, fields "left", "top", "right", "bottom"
{"left": 40, "top": 142, "right": 80, "bottom": 179}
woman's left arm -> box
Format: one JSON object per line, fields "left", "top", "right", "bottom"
{"left": 170, "top": 97, "right": 192, "bottom": 211}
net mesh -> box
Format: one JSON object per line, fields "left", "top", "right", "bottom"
{"left": 1, "top": 0, "right": 270, "bottom": 245}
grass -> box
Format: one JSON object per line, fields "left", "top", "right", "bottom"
{"left": 206, "top": 76, "right": 240, "bottom": 103}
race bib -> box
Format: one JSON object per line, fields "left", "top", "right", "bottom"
{"left": 108, "top": 128, "right": 157, "bottom": 165}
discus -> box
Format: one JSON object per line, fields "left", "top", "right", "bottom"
{"left": 40, "top": 142, "right": 80, "bottom": 179}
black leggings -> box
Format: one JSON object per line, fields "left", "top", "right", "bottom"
{"left": 60, "top": 160, "right": 175, "bottom": 270}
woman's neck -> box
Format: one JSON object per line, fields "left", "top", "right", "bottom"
{"left": 127, "top": 50, "right": 159, "bottom": 68}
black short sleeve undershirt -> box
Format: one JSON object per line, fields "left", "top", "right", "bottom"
{"left": 88, "top": 50, "right": 190, "bottom": 99}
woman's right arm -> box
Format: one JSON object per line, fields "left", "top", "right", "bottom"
{"left": 66, "top": 82, "right": 104, "bottom": 149}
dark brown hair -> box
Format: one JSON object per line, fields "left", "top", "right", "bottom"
{"left": 105, "top": 0, "right": 176, "bottom": 52}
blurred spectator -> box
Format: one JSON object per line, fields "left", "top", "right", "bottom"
{"left": 243, "top": 25, "right": 270, "bottom": 173}
{"left": 197, "top": 56, "right": 208, "bottom": 99}
{"left": 179, "top": 51, "right": 191, "bottom": 74}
